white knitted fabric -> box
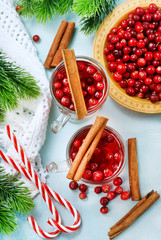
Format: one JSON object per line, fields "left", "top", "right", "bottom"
{"left": 0, "top": 0, "right": 51, "bottom": 197}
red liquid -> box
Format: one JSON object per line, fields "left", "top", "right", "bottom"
{"left": 52, "top": 60, "right": 107, "bottom": 112}
{"left": 68, "top": 126, "right": 125, "bottom": 184}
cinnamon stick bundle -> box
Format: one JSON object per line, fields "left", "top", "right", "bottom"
{"left": 67, "top": 116, "right": 108, "bottom": 181}
{"left": 128, "top": 138, "right": 141, "bottom": 201}
{"left": 108, "top": 190, "right": 160, "bottom": 239}
{"left": 51, "top": 22, "right": 75, "bottom": 67}
{"left": 44, "top": 21, "right": 75, "bottom": 69}
{"left": 62, "top": 49, "right": 87, "bottom": 120}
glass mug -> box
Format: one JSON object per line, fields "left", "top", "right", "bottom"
{"left": 46, "top": 125, "right": 126, "bottom": 186}
{"left": 50, "top": 56, "right": 110, "bottom": 133}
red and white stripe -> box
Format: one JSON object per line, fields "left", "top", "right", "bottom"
{"left": 0, "top": 125, "right": 81, "bottom": 239}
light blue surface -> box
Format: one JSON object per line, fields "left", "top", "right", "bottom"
{"left": 1, "top": 1, "right": 161, "bottom": 240}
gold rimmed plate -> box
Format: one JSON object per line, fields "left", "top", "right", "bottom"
{"left": 93, "top": 0, "right": 161, "bottom": 113}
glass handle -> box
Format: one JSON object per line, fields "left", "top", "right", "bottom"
{"left": 46, "top": 160, "right": 69, "bottom": 173}
{"left": 51, "top": 112, "right": 71, "bottom": 133}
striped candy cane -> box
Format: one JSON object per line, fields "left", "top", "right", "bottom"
{"left": 0, "top": 125, "right": 81, "bottom": 239}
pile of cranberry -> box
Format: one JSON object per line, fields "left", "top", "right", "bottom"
{"left": 105, "top": 3, "right": 161, "bottom": 103}
{"left": 69, "top": 177, "right": 130, "bottom": 214}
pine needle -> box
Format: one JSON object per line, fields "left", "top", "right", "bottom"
{"left": 0, "top": 52, "right": 40, "bottom": 122}
{"left": 0, "top": 205, "right": 17, "bottom": 235}
{"left": 0, "top": 166, "right": 35, "bottom": 214}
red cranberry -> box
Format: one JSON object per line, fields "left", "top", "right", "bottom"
{"left": 148, "top": 42, "right": 156, "bottom": 51}
{"left": 61, "top": 96, "right": 70, "bottom": 107}
{"left": 119, "top": 80, "right": 127, "bottom": 88}
{"left": 95, "top": 91, "right": 103, "bottom": 99}
{"left": 77, "top": 62, "right": 85, "bottom": 71}
{"left": 150, "top": 94, "right": 159, "bottom": 103}
{"left": 138, "top": 70, "right": 147, "bottom": 79}
{"left": 123, "top": 54, "right": 130, "bottom": 62}
{"left": 93, "top": 72, "right": 103, "bottom": 81}
{"left": 107, "top": 42, "right": 114, "bottom": 51}
{"left": 126, "top": 87, "right": 135, "bottom": 96}
{"left": 148, "top": 33, "right": 155, "bottom": 41}
{"left": 107, "top": 33, "right": 114, "bottom": 41}
{"left": 138, "top": 92, "right": 144, "bottom": 98}
{"left": 135, "top": 23, "right": 143, "bottom": 33}
{"left": 153, "top": 60, "right": 160, "bottom": 67}
{"left": 89, "top": 98, "right": 98, "bottom": 106}
{"left": 144, "top": 77, "right": 152, "bottom": 85}
{"left": 57, "top": 72, "right": 64, "bottom": 80}
{"left": 123, "top": 46, "right": 131, "bottom": 54}
{"left": 73, "top": 139, "right": 81, "bottom": 148}
{"left": 135, "top": 7, "right": 145, "bottom": 16}
{"left": 121, "top": 191, "right": 130, "bottom": 200}
{"left": 120, "top": 39, "right": 127, "bottom": 47}
{"left": 102, "top": 184, "right": 110, "bottom": 193}
{"left": 145, "top": 13, "right": 152, "bottom": 22}
{"left": 104, "top": 48, "right": 110, "bottom": 55}
{"left": 113, "top": 72, "right": 122, "bottom": 82}
{"left": 117, "top": 29, "right": 125, "bottom": 38}
{"left": 116, "top": 63, "right": 126, "bottom": 74}
{"left": 96, "top": 82, "right": 104, "bottom": 91}
{"left": 100, "top": 197, "right": 109, "bottom": 206}
{"left": 87, "top": 85, "right": 96, "bottom": 95}
{"left": 86, "top": 77, "right": 94, "bottom": 85}
{"left": 55, "top": 89, "right": 63, "bottom": 98}
{"left": 121, "top": 19, "right": 128, "bottom": 28}
{"left": 127, "top": 79, "right": 135, "bottom": 87}
{"left": 145, "top": 52, "right": 153, "bottom": 61}
{"left": 111, "top": 35, "right": 119, "bottom": 44}
{"left": 148, "top": 3, "right": 157, "bottom": 13}
{"left": 87, "top": 66, "right": 96, "bottom": 75}
{"left": 79, "top": 192, "right": 86, "bottom": 199}
{"left": 111, "top": 27, "right": 118, "bottom": 34}
{"left": 100, "top": 206, "right": 108, "bottom": 214}
{"left": 140, "top": 85, "right": 149, "bottom": 93}
{"left": 137, "top": 58, "right": 146, "bottom": 66}
{"left": 107, "top": 191, "right": 115, "bottom": 200}
{"left": 153, "top": 75, "right": 161, "bottom": 83}
{"left": 128, "top": 38, "right": 137, "bottom": 47}
{"left": 94, "top": 186, "right": 102, "bottom": 194}
{"left": 130, "top": 54, "right": 138, "bottom": 62}
{"left": 108, "top": 62, "right": 117, "bottom": 72}
{"left": 62, "top": 77, "right": 69, "bottom": 86}
{"left": 113, "top": 177, "right": 123, "bottom": 186}
{"left": 79, "top": 184, "right": 87, "bottom": 192}
{"left": 115, "top": 186, "right": 123, "bottom": 195}
{"left": 135, "top": 80, "right": 142, "bottom": 88}
{"left": 131, "top": 70, "right": 139, "bottom": 79}
{"left": 104, "top": 168, "right": 113, "bottom": 178}
{"left": 90, "top": 163, "right": 99, "bottom": 171}
{"left": 33, "top": 35, "right": 40, "bottom": 42}
{"left": 69, "top": 103, "right": 75, "bottom": 111}
{"left": 137, "top": 40, "right": 145, "bottom": 48}
{"left": 106, "top": 54, "right": 115, "bottom": 62}
{"left": 135, "top": 48, "right": 143, "bottom": 56}
{"left": 146, "top": 65, "right": 155, "bottom": 75}
{"left": 69, "top": 181, "right": 78, "bottom": 190}
{"left": 16, "top": 5, "right": 23, "bottom": 13}
{"left": 82, "top": 169, "right": 92, "bottom": 179}
{"left": 54, "top": 82, "right": 62, "bottom": 89}
{"left": 156, "top": 66, "right": 161, "bottom": 74}
{"left": 93, "top": 171, "right": 103, "bottom": 181}
{"left": 155, "top": 84, "right": 161, "bottom": 92}
{"left": 63, "top": 86, "right": 70, "bottom": 94}
{"left": 127, "top": 63, "right": 135, "bottom": 72}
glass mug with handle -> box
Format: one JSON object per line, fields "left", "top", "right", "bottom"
{"left": 50, "top": 56, "right": 110, "bottom": 133}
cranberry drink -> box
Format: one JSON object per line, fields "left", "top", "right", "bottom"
{"left": 52, "top": 59, "right": 108, "bottom": 113}
{"left": 104, "top": 3, "right": 161, "bottom": 103}
{"left": 67, "top": 126, "right": 125, "bottom": 184}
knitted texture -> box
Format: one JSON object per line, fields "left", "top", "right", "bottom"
{"left": 0, "top": 0, "right": 51, "bottom": 197}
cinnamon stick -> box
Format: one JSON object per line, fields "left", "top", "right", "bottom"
{"left": 128, "top": 138, "right": 141, "bottom": 201}
{"left": 74, "top": 120, "right": 108, "bottom": 181}
{"left": 108, "top": 190, "right": 160, "bottom": 239}
{"left": 51, "top": 22, "right": 75, "bottom": 67}
{"left": 62, "top": 49, "right": 87, "bottom": 120}
{"left": 67, "top": 116, "right": 108, "bottom": 180}
{"left": 44, "top": 20, "right": 68, "bottom": 69}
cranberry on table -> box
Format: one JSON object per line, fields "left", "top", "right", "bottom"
{"left": 94, "top": 186, "right": 102, "bottom": 194}
{"left": 69, "top": 181, "right": 78, "bottom": 190}
{"left": 100, "top": 206, "right": 108, "bottom": 214}
{"left": 121, "top": 191, "right": 130, "bottom": 200}
{"left": 113, "top": 177, "right": 123, "bottom": 186}
{"left": 79, "top": 192, "right": 87, "bottom": 199}
{"left": 102, "top": 184, "right": 110, "bottom": 193}
{"left": 79, "top": 184, "right": 87, "bottom": 192}
{"left": 115, "top": 186, "right": 123, "bottom": 195}
{"left": 16, "top": 5, "right": 23, "bottom": 13}
{"left": 33, "top": 35, "right": 40, "bottom": 42}
{"left": 107, "top": 191, "right": 115, "bottom": 200}
{"left": 100, "top": 197, "right": 109, "bottom": 206}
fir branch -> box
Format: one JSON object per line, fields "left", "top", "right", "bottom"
{"left": 56, "top": 0, "right": 73, "bottom": 15}
{"left": 0, "top": 106, "right": 6, "bottom": 122}
{"left": 0, "top": 52, "right": 40, "bottom": 122}
{"left": 34, "top": 0, "right": 56, "bottom": 23}
{"left": 0, "top": 167, "right": 35, "bottom": 214}
{"left": 0, "top": 205, "right": 17, "bottom": 235}
{"left": 79, "top": 0, "right": 117, "bottom": 35}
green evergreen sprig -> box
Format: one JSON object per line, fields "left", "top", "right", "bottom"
{"left": 0, "top": 166, "right": 35, "bottom": 235}
{"left": 0, "top": 52, "right": 40, "bottom": 122}
{"left": 15, "top": 0, "right": 117, "bottom": 34}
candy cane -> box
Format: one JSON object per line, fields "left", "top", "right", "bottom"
{"left": 0, "top": 125, "right": 81, "bottom": 239}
